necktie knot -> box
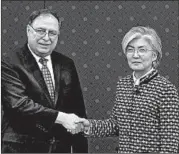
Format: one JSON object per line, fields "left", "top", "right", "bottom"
{"left": 39, "top": 58, "right": 48, "bottom": 66}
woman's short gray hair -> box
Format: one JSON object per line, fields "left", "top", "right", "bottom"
{"left": 121, "top": 26, "right": 162, "bottom": 68}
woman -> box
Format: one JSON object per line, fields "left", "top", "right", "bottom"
{"left": 80, "top": 26, "right": 179, "bottom": 153}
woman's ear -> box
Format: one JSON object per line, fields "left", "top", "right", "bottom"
{"left": 152, "top": 51, "right": 157, "bottom": 62}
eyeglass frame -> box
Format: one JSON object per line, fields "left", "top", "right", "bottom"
{"left": 28, "top": 24, "right": 59, "bottom": 40}
{"left": 125, "top": 46, "right": 154, "bottom": 56}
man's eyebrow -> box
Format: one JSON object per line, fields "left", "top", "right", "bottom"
{"left": 34, "top": 27, "right": 46, "bottom": 30}
{"left": 35, "top": 27, "right": 57, "bottom": 31}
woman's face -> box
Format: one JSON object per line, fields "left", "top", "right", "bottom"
{"left": 126, "top": 37, "right": 157, "bottom": 76}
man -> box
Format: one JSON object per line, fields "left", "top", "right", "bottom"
{"left": 1, "top": 9, "right": 88, "bottom": 153}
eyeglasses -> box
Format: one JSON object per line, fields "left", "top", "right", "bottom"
{"left": 29, "top": 25, "right": 59, "bottom": 39}
{"left": 126, "top": 47, "right": 153, "bottom": 56}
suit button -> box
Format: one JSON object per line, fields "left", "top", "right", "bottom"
{"left": 50, "top": 137, "right": 55, "bottom": 144}
{"left": 114, "top": 116, "right": 117, "bottom": 120}
{"left": 115, "top": 125, "right": 119, "bottom": 130}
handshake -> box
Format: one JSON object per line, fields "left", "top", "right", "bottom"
{"left": 55, "top": 112, "right": 90, "bottom": 134}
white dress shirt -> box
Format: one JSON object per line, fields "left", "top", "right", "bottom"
{"left": 27, "top": 44, "right": 55, "bottom": 87}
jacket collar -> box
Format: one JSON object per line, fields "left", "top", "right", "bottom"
{"left": 138, "top": 69, "right": 158, "bottom": 85}
{"left": 130, "top": 69, "right": 158, "bottom": 86}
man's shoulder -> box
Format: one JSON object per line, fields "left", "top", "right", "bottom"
{"left": 52, "top": 51, "right": 74, "bottom": 64}
{"left": 2, "top": 45, "right": 25, "bottom": 64}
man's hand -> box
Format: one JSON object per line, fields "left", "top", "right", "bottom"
{"left": 55, "top": 112, "right": 83, "bottom": 131}
{"left": 78, "top": 118, "right": 90, "bottom": 133}
{"left": 67, "top": 122, "right": 84, "bottom": 134}
{"left": 67, "top": 118, "right": 90, "bottom": 135}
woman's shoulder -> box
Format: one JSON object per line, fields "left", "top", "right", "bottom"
{"left": 155, "top": 74, "right": 178, "bottom": 92}
{"left": 156, "top": 74, "right": 175, "bottom": 85}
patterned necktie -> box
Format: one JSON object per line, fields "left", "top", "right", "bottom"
{"left": 39, "top": 58, "right": 55, "bottom": 102}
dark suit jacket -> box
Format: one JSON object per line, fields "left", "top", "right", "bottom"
{"left": 1, "top": 44, "right": 88, "bottom": 152}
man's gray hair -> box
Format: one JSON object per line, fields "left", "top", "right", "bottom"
{"left": 28, "top": 9, "right": 60, "bottom": 26}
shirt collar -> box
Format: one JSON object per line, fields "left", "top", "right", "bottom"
{"left": 27, "top": 44, "right": 51, "bottom": 63}
{"left": 133, "top": 68, "right": 154, "bottom": 86}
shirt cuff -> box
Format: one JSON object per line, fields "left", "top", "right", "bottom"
{"left": 55, "top": 112, "right": 65, "bottom": 124}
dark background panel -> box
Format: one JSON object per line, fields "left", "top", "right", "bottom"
{"left": 2, "top": 1, "right": 179, "bottom": 153}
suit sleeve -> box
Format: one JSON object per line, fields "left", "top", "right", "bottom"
{"left": 159, "top": 84, "right": 179, "bottom": 153}
{"left": 1, "top": 58, "right": 58, "bottom": 130}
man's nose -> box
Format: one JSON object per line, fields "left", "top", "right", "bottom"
{"left": 43, "top": 32, "right": 50, "bottom": 40}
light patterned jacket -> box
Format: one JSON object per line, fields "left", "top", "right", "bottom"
{"left": 89, "top": 69, "right": 179, "bottom": 153}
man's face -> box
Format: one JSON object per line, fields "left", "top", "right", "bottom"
{"left": 27, "top": 14, "right": 59, "bottom": 57}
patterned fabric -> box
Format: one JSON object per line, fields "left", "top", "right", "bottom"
{"left": 89, "top": 69, "right": 179, "bottom": 153}
{"left": 39, "top": 58, "right": 55, "bottom": 102}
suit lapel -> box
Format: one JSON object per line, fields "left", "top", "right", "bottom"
{"left": 20, "top": 44, "right": 54, "bottom": 106}
{"left": 51, "top": 52, "right": 61, "bottom": 107}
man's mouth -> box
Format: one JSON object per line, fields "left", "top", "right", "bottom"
{"left": 39, "top": 43, "right": 51, "bottom": 46}
{"left": 38, "top": 43, "right": 51, "bottom": 48}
